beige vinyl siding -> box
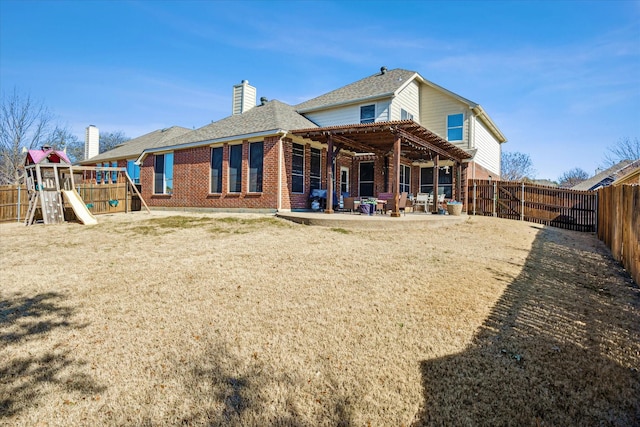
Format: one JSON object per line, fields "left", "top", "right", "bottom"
{"left": 419, "top": 85, "right": 471, "bottom": 148}
{"left": 303, "top": 100, "right": 391, "bottom": 126}
{"left": 391, "top": 81, "right": 420, "bottom": 122}
{"left": 472, "top": 117, "right": 501, "bottom": 175}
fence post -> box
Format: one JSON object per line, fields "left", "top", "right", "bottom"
{"left": 473, "top": 181, "right": 477, "bottom": 216}
{"left": 521, "top": 182, "right": 525, "bottom": 221}
{"left": 17, "top": 185, "right": 21, "bottom": 222}
{"left": 493, "top": 181, "right": 497, "bottom": 217}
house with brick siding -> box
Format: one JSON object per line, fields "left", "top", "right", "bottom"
{"left": 80, "top": 67, "right": 507, "bottom": 214}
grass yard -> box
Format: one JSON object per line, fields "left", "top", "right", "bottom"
{"left": 1, "top": 212, "right": 638, "bottom": 426}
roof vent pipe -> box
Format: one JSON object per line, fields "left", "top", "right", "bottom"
{"left": 380, "top": 66, "right": 387, "bottom": 75}
{"left": 260, "top": 97, "right": 268, "bottom": 106}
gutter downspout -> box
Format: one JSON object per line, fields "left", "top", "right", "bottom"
{"left": 276, "top": 131, "right": 287, "bottom": 212}
{"left": 469, "top": 108, "right": 475, "bottom": 179}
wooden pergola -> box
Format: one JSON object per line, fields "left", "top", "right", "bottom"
{"left": 291, "top": 120, "right": 473, "bottom": 217}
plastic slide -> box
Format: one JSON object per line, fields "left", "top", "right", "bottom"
{"left": 62, "top": 190, "right": 98, "bottom": 225}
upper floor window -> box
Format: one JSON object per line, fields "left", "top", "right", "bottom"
{"left": 360, "top": 105, "right": 375, "bottom": 124}
{"left": 248, "top": 141, "right": 263, "bottom": 193}
{"left": 447, "top": 113, "right": 464, "bottom": 141}
{"left": 401, "top": 109, "right": 413, "bottom": 121}
{"left": 154, "top": 153, "right": 173, "bottom": 194}
{"left": 292, "top": 143, "right": 304, "bottom": 193}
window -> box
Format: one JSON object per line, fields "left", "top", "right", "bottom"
{"left": 210, "top": 147, "right": 223, "bottom": 193}
{"left": 127, "top": 160, "right": 140, "bottom": 184}
{"left": 96, "top": 163, "right": 102, "bottom": 184}
{"left": 340, "top": 166, "right": 349, "bottom": 195}
{"left": 360, "top": 104, "right": 375, "bottom": 124}
{"left": 249, "top": 142, "right": 263, "bottom": 193}
{"left": 401, "top": 109, "right": 413, "bottom": 121}
{"left": 154, "top": 153, "right": 173, "bottom": 194}
{"left": 447, "top": 113, "right": 464, "bottom": 141}
{"left": 228, "top": 144, "right": 242, "bottom": 193}
{"left": 420, "top": 166, "right": 453, "bottom": 198}
{"left": 400, "top": 164, "right": 411, "bottom": 194}
{"left": 292, "top": 143, "right": 304, "bottom": 193}
{"left": 359, "top": 162, "right": 374, "bottom": 197}
{"left": 310, "top": 147, "right": 321, "bottom": 191}
{"left": 111, "top": 161, "right": 118, "bottom": 183}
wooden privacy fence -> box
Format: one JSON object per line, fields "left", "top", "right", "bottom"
{"left": 0, "top": 183, "right": 140, "bottom": 223}
{"left": 468, "top": 179, "right": 597, "bottom": 232}
{"left": 597, "top": 185, "right": 639, "bottom": 285}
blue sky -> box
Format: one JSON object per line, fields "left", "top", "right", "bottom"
{"left": 1, "top": 0, "right": 639, "bottom": 180}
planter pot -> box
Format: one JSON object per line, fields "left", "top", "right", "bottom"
{"left": 447, "top": 203, "right": 463, "bottom": 216}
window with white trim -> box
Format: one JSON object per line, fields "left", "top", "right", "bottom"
{"left": 360, "top": 105, "right": 375, "bottom": 124}
{"left": 359, "top": 162, "right": 374, "bottom": 197}
{"left": 399, "top": 164, "right": 411, "bottom": 194}
{"left": 401, "top": 108, "right": 413, "bottom": 121}
{"left": 292, "top": 143, "right": 304, "bottom": 193}
{"left": 228, "top": 144, "right": 242, "bottom": 193}
{"left": 154, "top": 153, "right": 173, "bottom": 194}
{"left": 340, "top": 166, "right": 349, "bottom": 195}
{"left": 310, "top": 147, "right": 321, "bottom": 191}
{"left": 210, "top": 147, "right": 223, "bottom": 193}
{"left": 248, "top": 141, "right": 263, "bottom": 193}
{"left": 420, "top": 166, "right": 453, "bottom": 198}
{"left": 447, "top": 113, "right": 464, "bottom": 141}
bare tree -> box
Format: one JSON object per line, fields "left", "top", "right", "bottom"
{"left": 49, "top": 128, "right": 82, "bottom": 163}
{"left": 501, "top": 151, "right": 535, "bottom": 181}
{"left": 0, "top": 88, "right": 54, "bottom": 184}
{"left": 0, "top": 88, "right": 79, "bottom": 184}
{"left": 558, "top": 167, "right": 590, "bottom": 188}
{"left": 100, "top": 131, "right": 130, "bottom": 153}
{"left": 603, "top": 137, "right": 640, "bottom": 167}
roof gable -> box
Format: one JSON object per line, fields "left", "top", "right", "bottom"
{"left": 26, "top": 148, "right": 71, "bottom": 165}
{"left": 295, "top": 68, "right": 418, "bottom": 112}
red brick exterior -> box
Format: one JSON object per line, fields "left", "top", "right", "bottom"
{"left": 95, "top": 138, "right": 491, "bottom": 212}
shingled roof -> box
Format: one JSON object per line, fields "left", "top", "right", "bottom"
{"left": 296, "top": 68, "right": 418, "bottom": 112}
{"left": 139, "top": 100, "right": 317, "bottom": 157}
{"left": 572, "top": 160, "right": 636, "bottom": 191}
{"left": 78, "top": 126, "right": 191, "bottom": 164}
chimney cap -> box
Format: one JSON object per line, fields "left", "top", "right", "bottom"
{"left": 260, "top": 97, "right": 268, "bottom": 105}
{"left": 380, "top": 66, "right": 388, "bottom": 75}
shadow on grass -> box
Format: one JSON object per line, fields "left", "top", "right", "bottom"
{"left": 414, "top": 227, "right": 640, "bottom": 426}
{"left": 172, "top": 342, "right": 355, "bottom": 427}
{"left": 0, "top": 292, "right": 104, "bottom": 418}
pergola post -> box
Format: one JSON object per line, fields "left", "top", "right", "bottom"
{"left": 391, "top": 135, "right": 401, "bottom": 217}
{"left": 432, "top": 155, "right": 439, "bottom": 213}
{"left": 456, "top": 162, "right": 462, "bottom": 202}
{"left": 325, "top": 134, "right": 334, "bottom": 214}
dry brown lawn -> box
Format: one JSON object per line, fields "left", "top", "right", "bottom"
{"left": 1, "top": 212, "right": 638, "bottom": 426}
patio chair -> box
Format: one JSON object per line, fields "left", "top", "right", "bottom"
{"left": 343, "top": 196, "right": 356, "bottom": 214}
{"left": 414, "top": 193, "right": 431, "bottom": 212}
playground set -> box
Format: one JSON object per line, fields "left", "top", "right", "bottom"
{"left": 23, "top": 146, "right": 148, "bottom": 226}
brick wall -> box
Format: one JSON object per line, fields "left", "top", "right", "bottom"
{"left": 140, "top": 137, "right": 280, "bottom": 210}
